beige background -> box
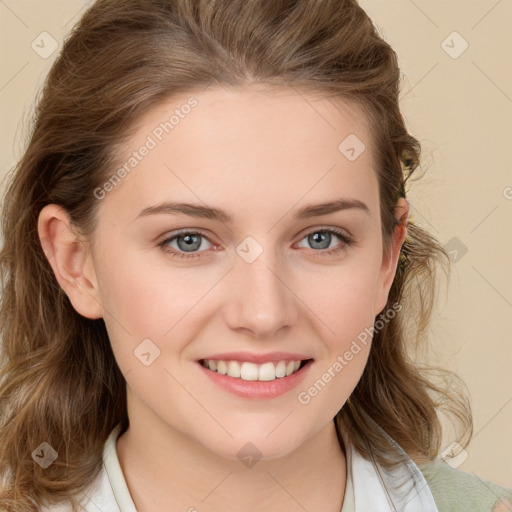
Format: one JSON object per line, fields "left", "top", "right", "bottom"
{"left": 1, "top": 0, "right": 511, "bottom": 487}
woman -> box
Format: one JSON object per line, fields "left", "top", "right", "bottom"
{"left": 0, "top": 0, "right": 510, "bottom": 510}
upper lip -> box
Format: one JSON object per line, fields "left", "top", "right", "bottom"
{"left": 198, "top": 351, "right": 313, "bottom": 364}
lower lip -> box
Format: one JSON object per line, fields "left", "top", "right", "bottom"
{"left": 197, "top": 360, "right": 314, "bottom": 399}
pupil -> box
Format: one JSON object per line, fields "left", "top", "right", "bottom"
{"left": 310, "top": 231, "right": 329, "bottom": 249}
{"left": 178, "top": 234, "right": 201, "bottom": 252}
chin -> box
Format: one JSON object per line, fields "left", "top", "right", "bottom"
{"left": 200, "top": 433, "right": 303, "bottom": 462}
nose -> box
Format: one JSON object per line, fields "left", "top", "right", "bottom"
{"left": 223, "top": 249, "right": 298, "bottom": 338}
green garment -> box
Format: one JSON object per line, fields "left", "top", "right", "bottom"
{"left": 420, "top": 462, "right": 512, "bottom": 512}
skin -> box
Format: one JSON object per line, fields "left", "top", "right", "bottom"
{"left": 38, "top": 84, "right": 409, "bottom": 512}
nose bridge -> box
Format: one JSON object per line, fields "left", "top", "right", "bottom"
{"left": 225, "top": 238, "right": 297, "bottom": 336}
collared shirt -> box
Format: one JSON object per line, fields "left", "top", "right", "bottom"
{"left": 40, "top": 423, "right": 439, "bottom": 511}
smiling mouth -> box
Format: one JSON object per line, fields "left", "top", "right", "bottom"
{"left": 199, "top": 358, "right": 313, "bottom": 382}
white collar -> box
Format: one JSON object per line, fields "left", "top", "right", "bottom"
{"left": 57, "top": 424, "right": 438, "bottom": 512}
{"left": 340, "top": 427, "right": 439, "bottom": 512}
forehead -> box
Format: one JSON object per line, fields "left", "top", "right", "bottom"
{"left": 118, "top": 82, "right": 373, "bottom": 160}
{"left": 100, "top": 84, "right": 379, "bottom": 224}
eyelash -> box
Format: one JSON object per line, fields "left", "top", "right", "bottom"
{"left": 157, "top": 226, "right": 355, "bottom": 260}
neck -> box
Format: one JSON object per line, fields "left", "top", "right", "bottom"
{"left": 116, "top": 413, "right": 347, "bottom": 512}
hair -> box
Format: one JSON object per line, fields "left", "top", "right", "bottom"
{"left": 0, "top": 0, "right": 472, "bottom": 509}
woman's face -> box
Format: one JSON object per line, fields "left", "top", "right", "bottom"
{"left": 78, "top": 85, "right": 407, "bottom": 460}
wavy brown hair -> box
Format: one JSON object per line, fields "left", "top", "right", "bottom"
{"left": 0, "top": 0, "right": 472, "bottom": 509}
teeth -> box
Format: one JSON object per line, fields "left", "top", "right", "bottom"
{"left": 275, "top": 361, "right": 286, "bottom": 378}
{"left": 227, "top": 361, "right": 241, "bottom": 378}
{"left": 201, "top": 359, "right": 306, "bottom": 381}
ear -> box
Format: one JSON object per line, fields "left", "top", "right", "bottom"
{"left": 374, "top": 198, "right": 409, "bottom": 316}
{"left": 37, "top": 204, "right": 103, "bottom": 319}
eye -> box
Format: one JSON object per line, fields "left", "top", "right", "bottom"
{"left": 296, "top": 227, "right": 355, "bottom": 257}
{"left": 158, "top": 230, "right": 214, "bottom": 259}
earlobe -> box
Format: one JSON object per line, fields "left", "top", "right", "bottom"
{"left": 37, "top": 204, "right": 103, "bottom": 320}
{"left": 374, "top": 198, "right": 410, "bottom": 316}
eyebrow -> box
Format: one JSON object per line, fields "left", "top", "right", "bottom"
{"left": 136, "top": 197, "right": 370, "bottom": 223}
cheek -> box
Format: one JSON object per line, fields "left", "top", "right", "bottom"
{"left": 97, "top": 247, "right": 211, "bottom": 329}
{"left": 297, "top": 305, "right": 373, "bottom": 424}
{"left": 296, "top": 273, "right": 375, "bottom": 418}
{"left": 292, "top": 254, "right": 380, "bottom": 403}
{"left": 293, "top": 254, "right": 382, "bottom": 338}
{"left": 95, "top": 250, "right": 220, "bottom": 368}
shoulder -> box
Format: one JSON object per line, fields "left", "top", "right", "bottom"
{"left": 419, "top": 462, "right": 512, "bottom": 512}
